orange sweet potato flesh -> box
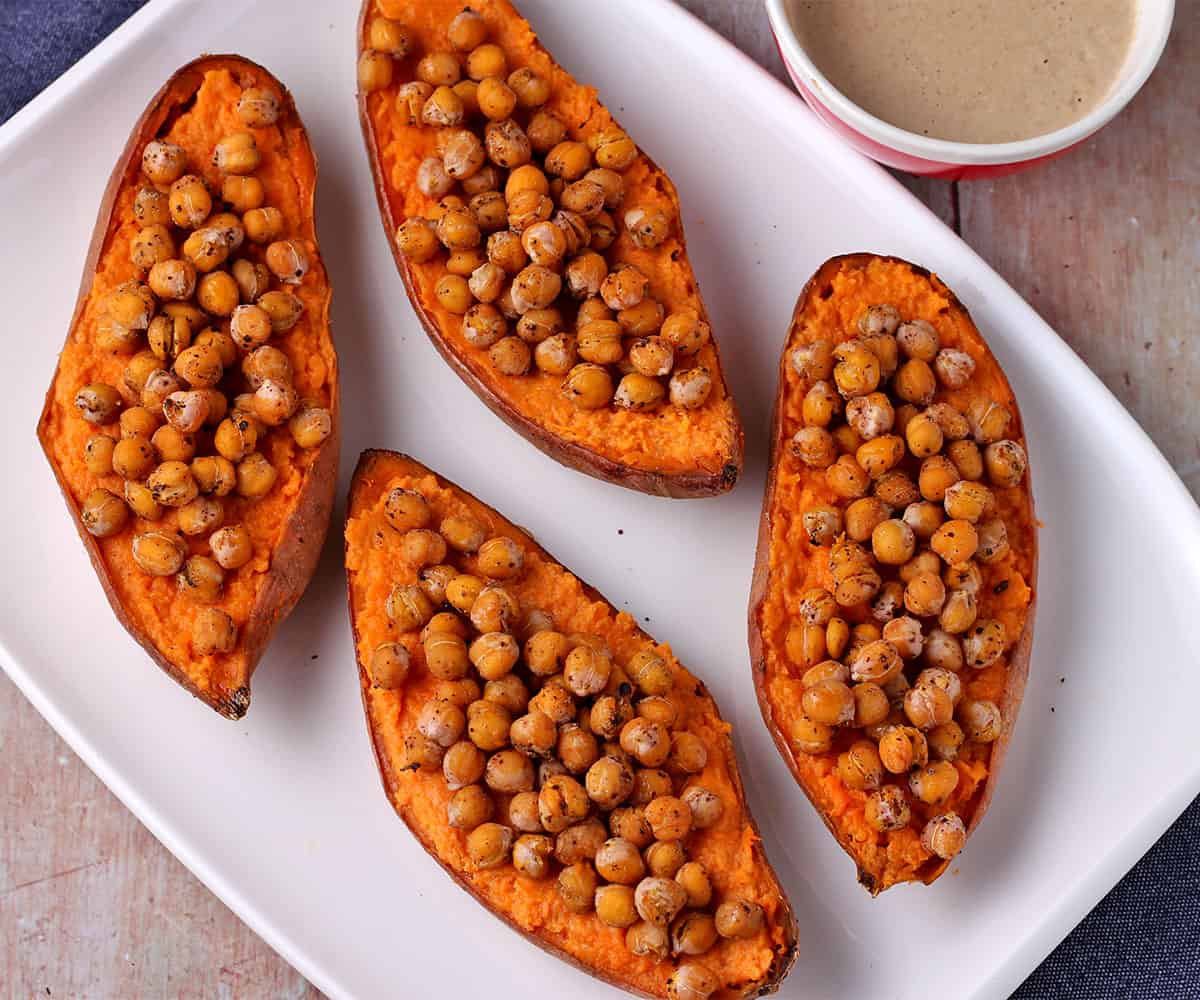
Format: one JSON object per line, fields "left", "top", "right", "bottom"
{"left": 37, "top": 56, "right": 338, "bottom": 719}
{"left": 357, "top": 0, "right": 743, "bottom": 498}
{"left": 346, "top": 449, "right": 796, "bottom": 998}
{"left": 748, "top": 255, "right": 1037, "bottom": 893}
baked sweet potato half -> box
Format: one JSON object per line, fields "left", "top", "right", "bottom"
{"left": 346, "top": 449, "right": 796, "bottom": 998}
{"left": 37, "top": 56, "right": 338, "bottom": 719}
{"left": 748, "top": 254, "right": 1036, "bottom": 893}
{"left": 356, "top": 1, "right": 743, "bottom": 498}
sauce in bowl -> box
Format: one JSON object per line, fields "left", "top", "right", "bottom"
{"left": 786, "top": 0, "right": 1138, "bottom": 143}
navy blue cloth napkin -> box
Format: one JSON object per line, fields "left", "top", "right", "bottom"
{"left": 3, "top": 2, "right": 1196, "bottom": 997}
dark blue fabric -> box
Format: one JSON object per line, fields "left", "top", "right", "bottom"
{"left": 3, "top": 2, "right": 1197, "bottom": 997}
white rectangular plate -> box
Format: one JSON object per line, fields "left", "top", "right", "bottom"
{"left": 3, "top": 1, "right": 1199, "bottom": 998}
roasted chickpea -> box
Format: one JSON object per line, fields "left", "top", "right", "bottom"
{"left": 130, "top": 530, "right": 186, "bottom": 577}
{"left": 480, "top": 117, "right": 529, "bottom": 168}
{"left": 556, "top": 861, "right": 598, "bottom": 914}
{"left": 849, "top": 682, "right": 888, "bottom": 728}
{"left": 562, "top": 363, "right": 614, "bottom": 410}
{"left": 357, "top": 47, "right": 395, "bottom": 91}
{"left": 584, "top": 754, "right": 635, "bottom": 810}
{"left": 714, "top": 899, "right": 764, "bottom": 940}
{"left": 903, "top": 681, "right": 955, "bottom": 730}
{"left": 508, "top": 710, "right": 555, "bottom": 759}
{"left": 903, "top": 411, "right": 943, "bottom": 459}
{"left": 902, "top": 501, "right": 945, "bottom": 540}
{"left": 831, "top": 343, "right": 880, "bottom": 398}
{"left": 680, "top": 786, "right": 723, "bottom": 830}
{"left": 588, "top": 210, "right": 618, "bottom": 250}
{"left": 667, "top": 366, "right": 713, "bottom": 409}
{"left": 892, "top": 318, "right": 938, "bottom": 360}
{"left": 789, "top": 426, "right": 837, "bottom": 469}
{"left": 834, "top": 740, "right": 883, "bottom": 791}
{"left": 916, "top": 455, "right": 958, "bottom": 503}
{"left": 793, "top": 719, "right": 833, "bottom": 757}
{"left": 79, "top": 487, "right": 129, "bottom": 538}
{"left": 634, "top": 876, "right": 688, "bottom": 928}
{"left": 464, "top": 821, "right": 512, "bottom": 870}
{"left": 560, "top": 177, "right": 606, "bottom": 218}
{"left": 909, "top": 760, "right": 960, "bottom": 806}
{"left": 487, "top": 335, "right": 530, "bottom": 375}
{"left": 933, "top": 347, "right": 975, "bottom": 388}
{"left": 232, "top": 452, "right": 275, "bottom": 501}
{"left": 921, "top": 812, "right": 967, "bottom": 859}
{"left": 509, "top": 832, "right": 553, "bottom": 880}
{"left": 892, "top": 357, "right": 936, "bottom": 405}
{"left": 864, "top": 785, "right": 911, "bottom": 833}
{"left": 444, "top": 783, "right": 493, "bottom": 829}
{"left": 631, "top": 769, "right": 674, "bottom": 808}
{"left": 504, "top": 65, "right": 550, "bottom": 108}
{"left": 903, "top": 571, "right": 946, "bottom": 618}
{"left": 985, "top": 439, "right": 1028, "bottom": 487}
{"left": 537, "top": 774, "right": 590, "bottom": 834}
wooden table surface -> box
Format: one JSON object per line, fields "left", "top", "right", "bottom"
{"left": 3, "top": 1, "right": 1197, "bottom": 996}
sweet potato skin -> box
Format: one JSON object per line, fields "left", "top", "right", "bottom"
{"left": 36, "top": 55, "right": 339, "bottom": 719}
{"left": 355, "top": 0, "right": 743, "bottom": 498}
{"left": 748, "top": 254, "right": 1037, "bottom": 892}
{"left": 346, "top": 448, "right": 796, "bottom": 997}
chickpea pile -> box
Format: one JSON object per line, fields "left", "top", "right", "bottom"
{"left": 359, "top": 8, "right": 715, "bottom": 415}
{"left": 786, "top": 303, "right": 1029, "bottom": 863}
{"left": 72, "top": 87, "right": 332, "bottom": 657}
{"left": 369, "top": 486, "right": 761, "bottom": 997}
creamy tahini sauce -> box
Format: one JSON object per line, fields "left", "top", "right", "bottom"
{"left": 786, "top": 0, "right": 1137, "bottom": 143}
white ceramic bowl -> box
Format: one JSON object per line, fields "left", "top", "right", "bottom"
{"left": 765, "top": 0, "right": 1175, "bottom": 178}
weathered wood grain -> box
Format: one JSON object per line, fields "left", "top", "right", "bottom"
{"left": 3, "top": 0, "right": 1196, "bottom": 997}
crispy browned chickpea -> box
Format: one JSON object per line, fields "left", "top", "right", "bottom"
{"left": 903, "top": 682, "right": 955, "bottom": 730}
{"left": 556, "top": 861, "right": 598, "bottom": 914}
{"left": 401, "top": 528, "right": 449, "bottom": 569}
{"left": 141, "top": 140, "right": 189, "bottom": 187}
{"left": 713, "top": 899, "right": 764, "bottom": 940}
{"left": 554, "top": 817, "right": 607, "bottom": 866}
{"left": 189, "top": 607, "right": 235, "bottom": 656}
{"left": 932, "top": 347, "right": 974, "bottom": 388}
{"left": 927, "top": 718, "right": 966, "bottom": 761}
{"left": 588, "top": 210, "right": 618, "bottom": 250}
{"left": 634, "top": 876, "right": 688, "bottom": 928}
{"left": 538, "top": 774, "right": 590, "bottom": 834}
{"left": 921, "top": 812, "right": 967, "bottom": 859}
{"left": 831, "top": 342, "right": 880, "bottom": 399}
{"left": 584, "top": 754, "right": 634, "bottom": 810}
{"left": 132, "top": 530, "right": 187, "bottom": 577}
{"left": 562, "top": 363, "right": 614, "bottom": 409}
{"left": 903, "top": 410, "right": 943, "bottom": 459}
{"left": 444, "top": 783, "right": 492, "bottom": 829}
{"left": 124, "top": 483, "right": 162, "bottom": 525}
{"left": 488, "top": 335, "right": 531, "bottom": 375}
{"left": 917, "top": 454, "right": 959, "bottom": 503}
{"left": 357, "top": 48, "right": 394, "bottom": 92}
{"left": 847, "top": 683, "right": 886, "bottom": 729}
{"left": 79, "top": 488, "right": 129, "bottom": 538}
{"left": 680, "top": 786, "right": 723, "bottom": 830}
{"left": 607, "top": 808, "right": 651, "bottom": 850}
{"left": 363, "top": 640, "right": 409, "bottom": 690}
{"left": 894, "top": 318, "right": 939, "bottom": 360}
{"left": 834, "top": 740, "right": 882, "bottom": 791}
{"left": 909, "top": 760, "right": 960, "bottom": 805}
{"left": 864, "top": 784, "right": 911, "bottom": 833}
{"left": 587, "top": 126, "right": 637, "bottom": 170}
{"left": 789, "top": 426, "right": 836, "bottom": 469}
{"left": 133, "top": 186, "right": 171, "bottom": 227}
{"left": 503, "top": 65, "right": 548, "bottom": 108}
{"left": 485, "top": 744, "right": 536, "bottom": 794}
{"left": 613, "top": 373, "right": 666, "bottom": 411}
{"left": 902, "top": 501, "right": 945, "bottom": 540}
{"left": 510, "top": 832, "right": 553, "bottom": 880}
{"left": 856, "top": 434, "right": 906, "bottom": 479}
{"left": 631, "top": 768, "right": 674, "bottom": 808}
{"left": 930, "top": 519, "right": 979, "bottom": 565}
{"left": 984, "top": 439, "right": 1028, "bottom": 487}
{"left": 668, "top": 366, "right": 712, "bottom": 409}
{"left": 465, "top": 821, "right": 513, "bottom": 870}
